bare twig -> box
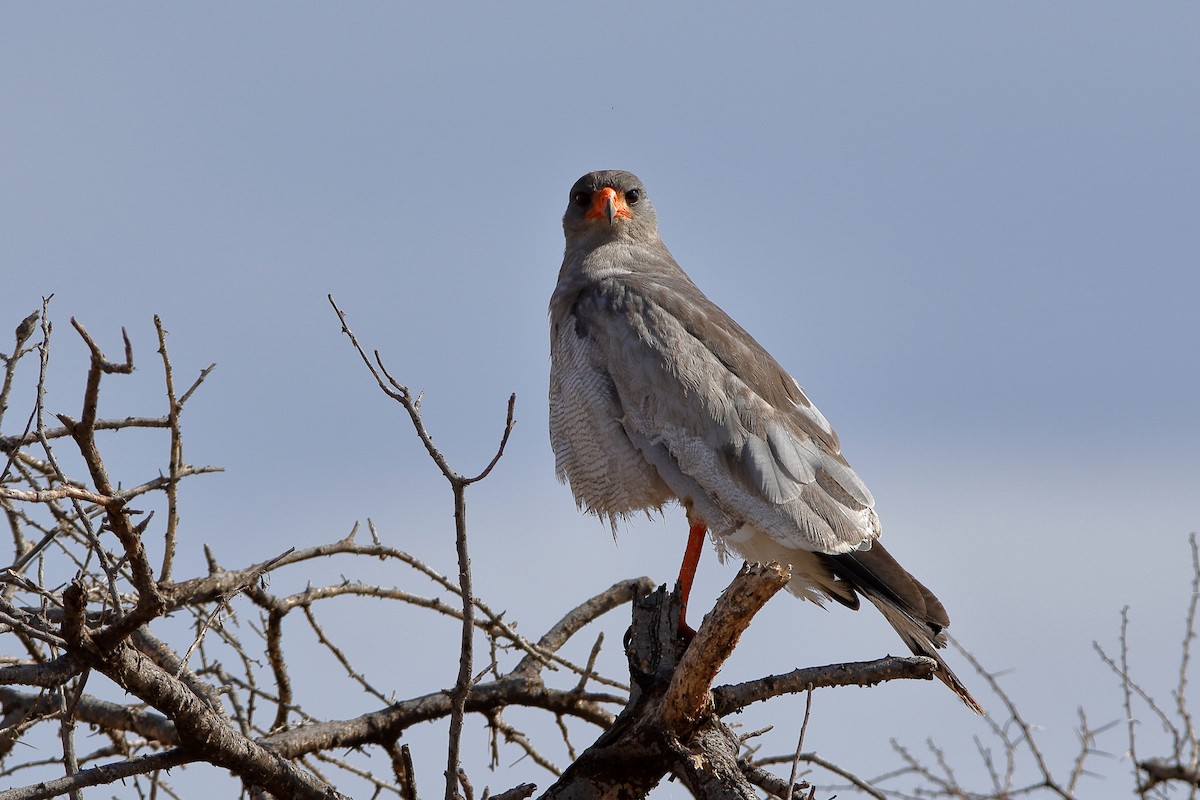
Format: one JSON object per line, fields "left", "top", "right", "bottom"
{"left": 302, "top": 603, "right": 393, "bottom": 705}
{"left": 153, "top": 315, "right": 215, "bottom": 582}
{"left": 0, "top": 748, "right": 196, "bottom": 800}
{"left": 712, "top": 655, "right": 939, "bottom": 716}
{"left": 784, "top": 688, "right": 813, "bottom": 800}
{"left": 951, "top": 638, "right": 1076, "bottom": 799}
{"left": 757, "top": 750, "right": 885, "bottom": 800}
{"left": 178, "top": 547, "right": 294, "bottom": 676}
{"left": 1175, "top": 533, "right": 1199, "bottom": 770}
{"left": 486, "top": 708, "right": 561, "bottom": 776}
{"left": 329, "top": 295, "right": 519, "bottom": 800}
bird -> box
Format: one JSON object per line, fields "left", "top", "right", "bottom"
{"left": 548, "top": 169, "right": 982, "bottom": 713}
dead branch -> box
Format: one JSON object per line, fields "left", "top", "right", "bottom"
{"left": 17, "top": 305, "right": 1169, "bottom": 800}
{"left": 0, "top": 749, "right": 195, "bottom": 800}
{"left": 1139, "top": 757, "right": 1200, "bottom": 791}
{"left": 662, "top": 561, "right": 790, "bottom": 729}
{"left": 329, "top": 294, "right": 519, "bottom": 800}
{"left": 534, "top": 562, "right": 942, "bottom": 800}
{"left": 713, "top": 655, "right": 939, "bottom": 717}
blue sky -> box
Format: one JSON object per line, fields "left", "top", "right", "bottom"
{"left": 3, "top": 4, "right": 1198, "bottom": 797}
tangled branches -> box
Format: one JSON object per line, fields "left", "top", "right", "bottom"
{"left": 0, "top": 302, "right": 947, "bottom": 799}
{"left": 0, "top": 302, "right": 631, "bottom": 798}
{"left": 19, "top": 299, "right": 1190, "bottom": 800}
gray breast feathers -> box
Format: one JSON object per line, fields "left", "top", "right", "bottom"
{"left": 549, "top": 314, "right": 674, "bottom": 521}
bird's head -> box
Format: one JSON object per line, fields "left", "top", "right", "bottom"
{"left": 562, "top": 170, "right": 658, "bottom": 244}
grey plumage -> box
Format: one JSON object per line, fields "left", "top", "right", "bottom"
{"left": 549, "top": 169, "right": 981, "bottom": 713}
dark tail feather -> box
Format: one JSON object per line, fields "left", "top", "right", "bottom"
{"left": 821, "top": 544, "right": 984, "bottom": 714}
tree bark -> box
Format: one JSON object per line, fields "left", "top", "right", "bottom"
{"left": 537, "top": 562, "right": 790, "bottom": 800}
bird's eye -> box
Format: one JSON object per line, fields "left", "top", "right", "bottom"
{"left": 571, "top": 191, "right": 590, "bottom": 208}
{"left": 625, "top": 189, "right": 641, "bottom": 205}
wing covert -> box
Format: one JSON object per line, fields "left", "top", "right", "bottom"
{"left": 572, "top": 274, "right": 881, "bottom": 554}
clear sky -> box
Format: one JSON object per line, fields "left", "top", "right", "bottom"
{"left": 3, "top": 4, "right": 1198, "bottom": 797}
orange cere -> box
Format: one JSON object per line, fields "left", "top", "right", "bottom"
{"left": 586, "top": 186, "right": 633, "bottom": 223}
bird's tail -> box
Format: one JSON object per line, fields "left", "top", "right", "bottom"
{"left": 822, "top": 544, "right": 984, "bottom": 714}
{"left": 862, "top": 591, "right": 984, "bottom": 714}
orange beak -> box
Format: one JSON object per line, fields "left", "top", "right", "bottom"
{"left": 585, "top": 186, "right": 633, "bottom": 225}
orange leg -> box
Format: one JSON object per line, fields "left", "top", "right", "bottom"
{"left": 676, "top": 522, "right": 707, "bottom": 637}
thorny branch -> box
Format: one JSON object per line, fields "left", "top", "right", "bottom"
{"left": 1092, "top": 533, "right": 1200, "bottom": 798}
{"left": 861, "top": 534, "right": 1200, "bottom": 800}
{"left": 330, "top": 294, "right": 517, "bottom": 800}
{"left": 4, "top": 303, "right": 1193, "bottom": 800}
{"left": 3, "top": 304, "right": 654, "bottom": 799}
